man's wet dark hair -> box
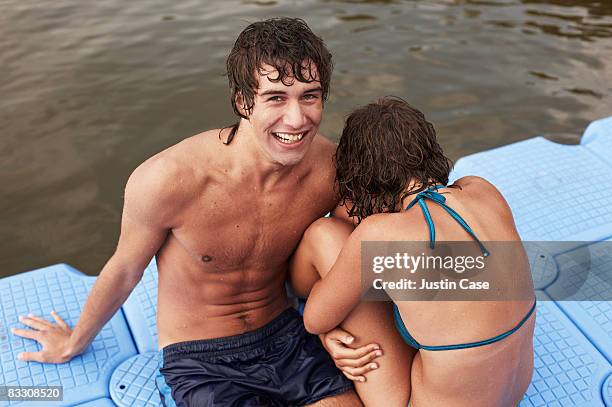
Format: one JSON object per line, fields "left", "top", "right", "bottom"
{"left": 335, "top": 97, "right": 453, "bottom": 223}
{"left": 222, "top": 17, "right": 333, "bottom": 144}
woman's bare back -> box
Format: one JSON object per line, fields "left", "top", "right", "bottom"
{"left": 381, "top": 176, "right": 535, "bottom": 406}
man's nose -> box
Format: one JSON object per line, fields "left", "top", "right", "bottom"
{"left": 283, "top": 101, "right": 307, "bottom": 129}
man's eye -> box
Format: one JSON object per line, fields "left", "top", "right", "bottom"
{"left": 268, "top": 96, "right": 283, "bottom": 102}
{"left": 304, "top": 94, "right": 318, "bottom": 100}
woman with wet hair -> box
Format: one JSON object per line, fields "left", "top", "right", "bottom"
{"left": 290, "top": 97, "right": 535, "bottom": 406}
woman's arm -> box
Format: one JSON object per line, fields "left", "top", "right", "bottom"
{"left": 303, "top": 221, "right": 371, "bottom": 334}
{"left": 289, "top": 217, "right": 356, "bottom": 298}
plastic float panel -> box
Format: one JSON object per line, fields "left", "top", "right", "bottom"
{"left": 603, "top": 372, "right": 612, "bottom": 407}
{"left": 581, "top": 116, "right": 612, "bottom": 166}
{"left": 543, "top": 241, "right": 612, "bottom": 363}
{"left": 519, "top": 292, "right": 610, "bottom": 407}
{"left": 0, "top": 264, "right": 137, "bottom": 406}
{"left": 450, "top": 119, "right": 612, "bottom": 243}
{"left": 76, "top": 398, "right": 117, "bottom": 406}
{"left": 109, "top": 353, "right": 161, "bottom": 407}
{"left": 525, "top": 242, "right": 558, "bottom": 290}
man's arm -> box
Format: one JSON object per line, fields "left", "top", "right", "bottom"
{"left": 12, "top": 158, "right": 180, "bottom": 363}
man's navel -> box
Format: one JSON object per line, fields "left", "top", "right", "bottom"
{"left": 236, "top": 312, "right": 253, "bottom": 331}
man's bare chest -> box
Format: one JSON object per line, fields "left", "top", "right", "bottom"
{"left": 168, "top": 187, "right": 326, "bottom": 270}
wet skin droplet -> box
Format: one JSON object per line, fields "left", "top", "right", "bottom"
{"left": 201, "top": 255, "right": 213, "bottom": 263}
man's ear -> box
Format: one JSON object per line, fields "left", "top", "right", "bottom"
{"left": 235, "top": 92, "right": 249, "bottom": 118}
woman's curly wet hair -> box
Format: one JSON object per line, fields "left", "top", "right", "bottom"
{"left": 336, "top": 97, "right": 453, "bottom": 223}
{"left": 223, "top": 18, "right": 333, "bottom": 143}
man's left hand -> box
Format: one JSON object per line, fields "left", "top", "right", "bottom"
{"left": 320, "top": 328, "right": 382, "bottom": 382}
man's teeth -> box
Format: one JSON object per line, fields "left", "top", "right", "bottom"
{"left": 274, "top": 132, "right": 304, "bottom": 143}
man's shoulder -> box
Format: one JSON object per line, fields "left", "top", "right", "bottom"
{"left": 310, "top": 133, "right": 337, "bottom": 156}
{"left": 137, "top": 129, "right": 222, "bottom": 174}
{"left": 132, "top": 142, "right": 185, "bottom": 183}
{"left": 304, "top": 134, "right": 336, "bottom": 171}
{"left": 125, "top": 154, "right": 184, "bottom": 212}
{"left": 172, "top": 129, "right": 225, "bottom": 160}
{"left": 127, "top": 130, "right": 220, "bottom": 199}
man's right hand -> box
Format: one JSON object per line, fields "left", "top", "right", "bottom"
{"left": 320, "top": 328, "right": 383, "bottom": 382}
{"left": 11, "top": 311, "right": 77, "bottom": 364}
{"left": 9, "top": 157, "right": 176, "bottom": 366}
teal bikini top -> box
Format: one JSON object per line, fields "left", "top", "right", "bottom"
{"left": 404, "top": 185, "right": 489, "bottom": 256}
{"left": 392, "top": 184, "right": 537, "bottom": 351}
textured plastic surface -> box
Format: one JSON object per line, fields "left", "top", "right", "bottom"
{"left": 525, "top": 243, "right": 558, "bottom": 290}
{"left": 545, "top": 242, "right": 612, "bottom": 363}
{"left": 109, "top": 353, "right": 161, "bottom": 407}
{"left": 122, "top": 260, "right": 159, "bottom": 354}
{"left": 450, "top": 118, "right": 612, "bottom": 243}
{"left": 0, "top": 264, "right": 137, "bottom": 406}
{"left": 520, "top": 293, "right": 610, "bottom": 407}
{"left": 76, "top": 399, "right": 117, "bottom": 406}
{"left": 581, "top": 116, "right": 612, "bottom": 165}
{"left": 603, "top": 373, "right": 612, "bottom": 407}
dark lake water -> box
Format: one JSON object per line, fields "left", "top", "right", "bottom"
{"left": 2, "top": 0, "right": 611, "bottom": 277}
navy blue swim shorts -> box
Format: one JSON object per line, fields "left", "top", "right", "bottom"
{"left": 155, "top": 307, "right": 354, "bottom": 406}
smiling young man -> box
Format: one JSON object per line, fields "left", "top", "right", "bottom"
{"left": 11, "top": 18, "right": 370, "bottom": 406}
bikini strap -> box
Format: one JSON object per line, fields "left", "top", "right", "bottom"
{"left": 419, "top": 299, "right": 537, "bottom": 351}
{"left": 405, "top": 185, "right": 489, "bottom": 257}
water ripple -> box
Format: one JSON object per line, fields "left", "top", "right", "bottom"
{"left": 1, "top": 0, "right": 611, "bottom": 275}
